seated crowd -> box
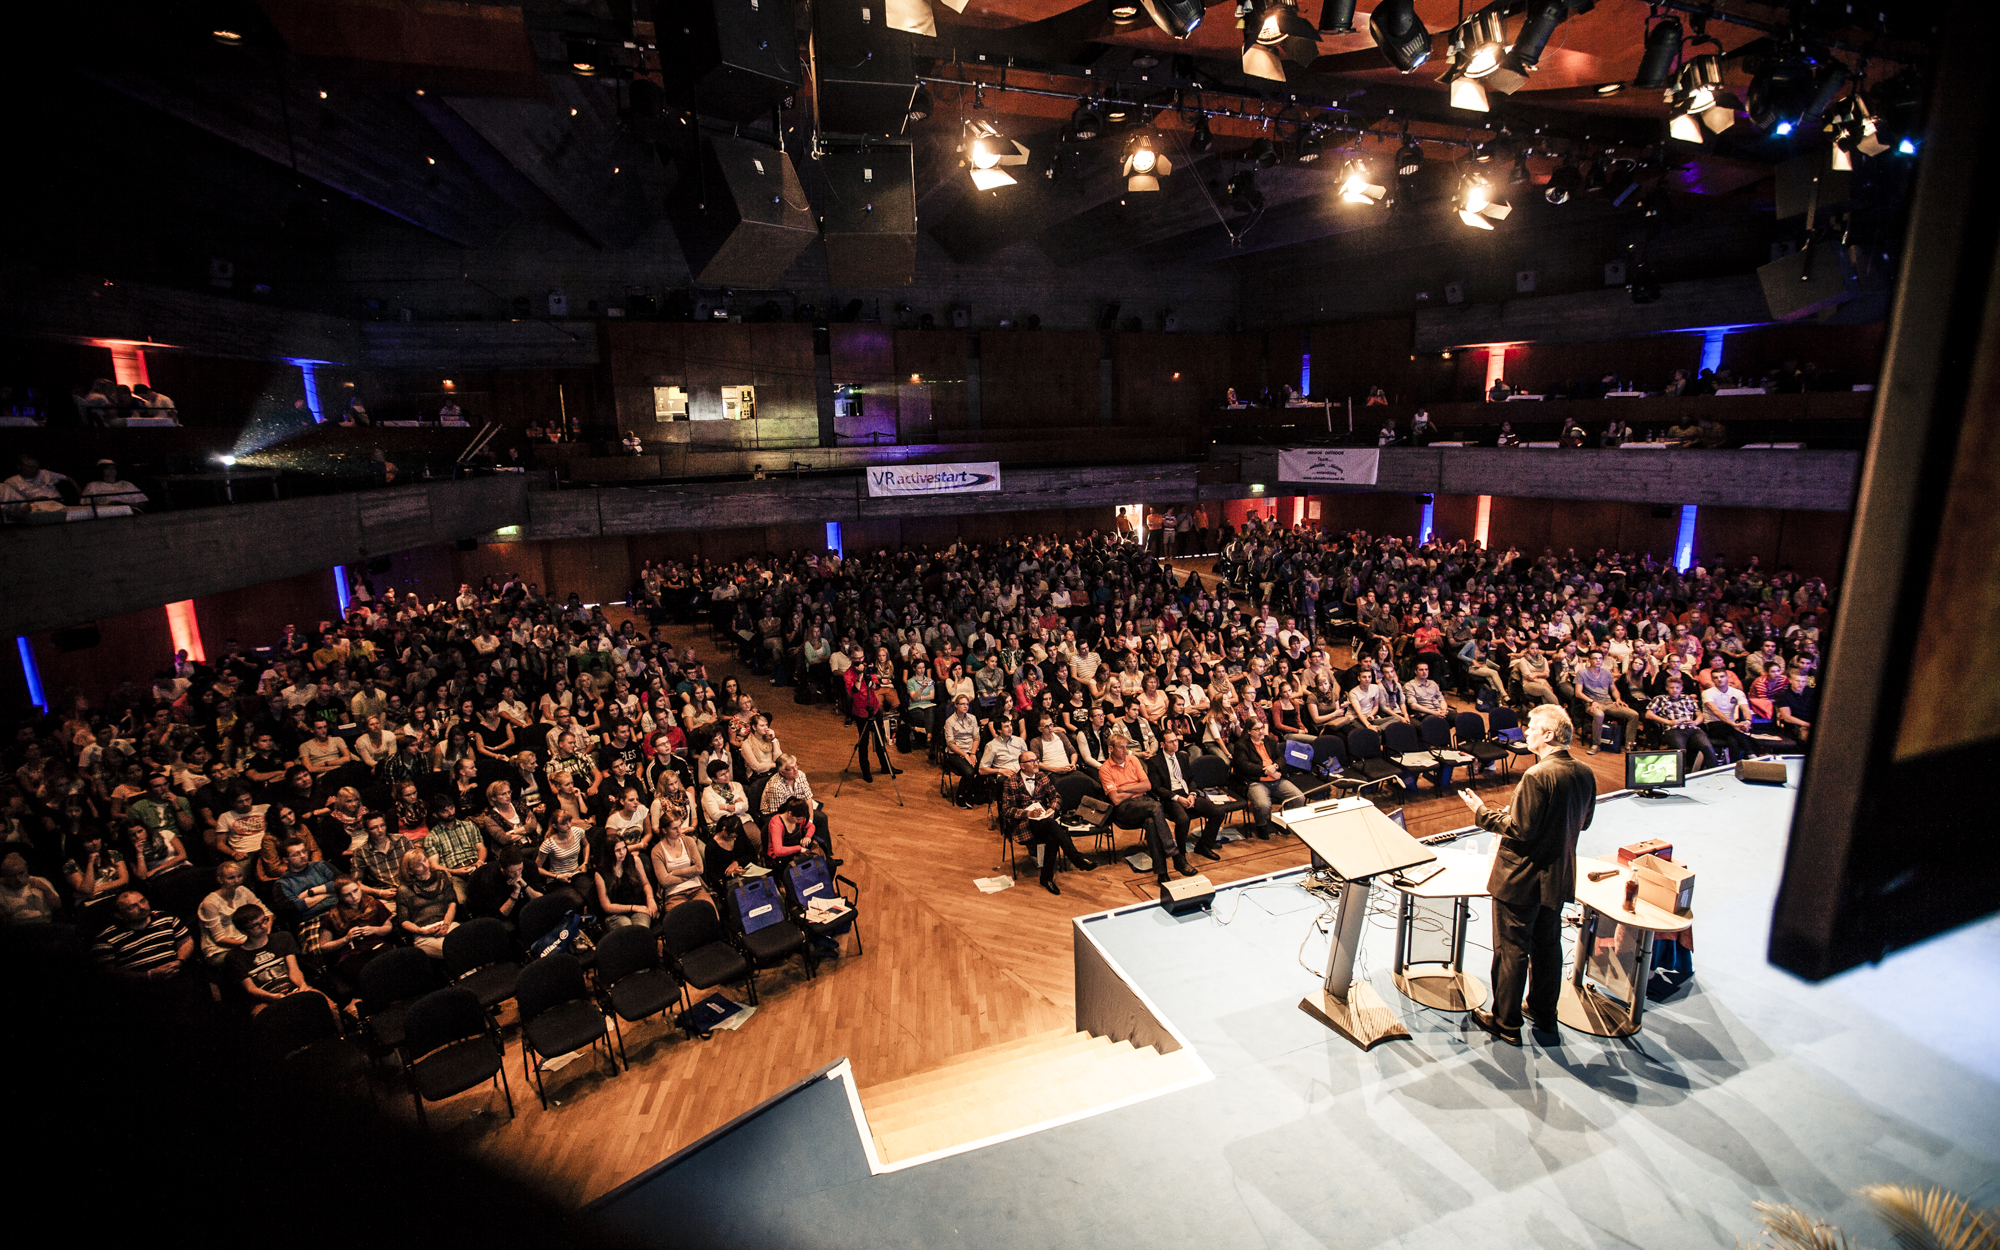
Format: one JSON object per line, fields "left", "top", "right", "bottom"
{"left": 633, "top": 520, "right": 1828, "bottom": 893}
{"left": 1, "top": 577, "right": 849, "bottom": 1014}
{"left": 2, "top": 452, "right": 151, "bottom": 520}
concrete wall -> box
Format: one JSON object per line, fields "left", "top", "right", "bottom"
{"left": 0, "top": 476, "right": 529, "bottom": 636}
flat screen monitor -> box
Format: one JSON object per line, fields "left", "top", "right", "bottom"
{"left": 1626, "top": 750, "right": 1685, "bottom": 792}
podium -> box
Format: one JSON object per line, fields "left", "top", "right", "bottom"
{"left": 1279, "top": 798, "right": 1438, "bottom": 1050}
{"left": 1390, "top": 846, "right": 1494, "bottom": 1013}
{"left": 1558, "top": 855, "right": 1695, "bottom": 1038}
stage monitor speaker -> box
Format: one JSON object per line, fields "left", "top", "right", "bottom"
{"left": 1160, "top": 874, "right": 1215, "bottom": 915}
{"left": 51, "top": 624, "right": 101, "bottom": 653}
{"left": 813, "top": 0, "right": 917, "bottom": 137}
{"left": 657, "top": 0, "right": 801, "bottom": 122}
{"left": 1759, "top": 243, "right": 1858, "bottom": 321}
{"left": 1735, "top": 759, "right": 1789, "bottom": 785}
{"left": 820, "top": 146, "right": 916, "bottom": 287}
{"left": 667, "top": 136, "right": 816, "bottom": 288}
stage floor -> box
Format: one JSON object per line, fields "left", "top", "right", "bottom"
{"left": 606, "top": 759, "right": 2000, "bottom": 1250}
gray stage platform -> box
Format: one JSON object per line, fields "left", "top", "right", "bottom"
{"left": 592, "top": 759, "right": 2000, "bottom": 1250}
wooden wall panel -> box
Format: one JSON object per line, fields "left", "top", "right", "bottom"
{"left": 1314, "top": 492, "right": 1425, "bottom": 539}
{"left": 1723, "top": 323, "right": 1886, "bottom": 383}
{"left": 1433, "top": 493, "right": 1480, "bottom": 544}
{"left": 893, "top": 330, "right": 969, "bottom": 432}
{"left": 195, "top": 569, "right": 339, "bottom": 658}
{"left": 30, "top": 603, "right": 176, "bottom": 710}
{"left": 1773, "top": 509, "right": 1852, "bottom": 576}
{"left": 978, "top": 331, "right": 1099, "bottom": 431}
{"left": 1694, "top": 506, "right": 1783, "bottom": 571}
{"left": 1114, "top": 333, "right": 1231, "bottom": 424}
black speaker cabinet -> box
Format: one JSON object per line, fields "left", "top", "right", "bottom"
{"left": 667, "top": 136, "right": 816, "bottom": 288}
{"left": 820, "top": 145, "right": 916, "bottom": 287}
{"left": 1735, "top": 758, "right": 1789, "bottom": 786}
{"left": 813, "top": 0, "right": 917, "bottom": 137}
{"left": 657, "top": 0, "right": 801, "bottom": 123}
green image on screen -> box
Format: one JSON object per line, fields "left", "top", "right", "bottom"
{"left": 1632, "top": 754, "right": 1678, "bottom": 785}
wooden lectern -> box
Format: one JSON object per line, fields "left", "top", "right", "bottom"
{"left": 1280, "top": 798, "right": 1438, "bottom": 1050}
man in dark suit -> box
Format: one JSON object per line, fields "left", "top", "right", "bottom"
{"left": 1000, "top": 751, "right": 1095, "bottom": 896}
{"left": 1147, "top": 730, "right": 1225, "bottom": 863}
{"left": 1230, "top": 720, "right": 1303, "bottom": 839}
{"left": 1459, "top": 704, "right": 1596, "bottom": 1046}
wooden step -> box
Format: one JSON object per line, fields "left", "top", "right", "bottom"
{"left": 860, "top": 1032, "right": 1111, "bottom": 1113}
{"left": 855, "top": 1028, "right": 1092, "bottom": 1102}
{"left": 865, "top": 1035, "right": 1204, "bottom": 1164}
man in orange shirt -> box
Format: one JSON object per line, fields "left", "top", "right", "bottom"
{"left": 1229, "top": 720, "right": 1304, "bottom": 839}
{"left": 1099, "top": 732, "right": 1184, "bottom": 884}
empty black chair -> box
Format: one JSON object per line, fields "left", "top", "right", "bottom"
{"left": 781, "top": 853, "right": 862, "bottom": 959}
{"left": 1342, "top": 728, "right": 1400, "bottom": 795}
{"left": 595, "top": 924, "right": 687, "bottom": 1064}
{"left": 1184, "top": 753, "right": 1248, "bottom": 829}
{"left": 1381, "top": 720, "right": 1437, "bottom": 788}
{"left": 442, "top": 918, "right": 523, "bottom": 1014}
{"left": 403, "top": 986, "right": 514, "bottom": 1127}
{"left": 252, "top": 989, "right": 370, "bottom": 1092}
{"left": 727, "top": 875, "right": 811, "bottom": 987}
{"left": 515, "top": 952, "right": 617, "bottom": 1108}
{"left": 1419, "top": 715, "right": 1474, "bottom": 789}
{"left": 658, "top": 899, "right": 755, "bottom": 1010}
{"left": 1454, "top": 711, "right": 1511, "bottom": 775}
{"left": 356, "top": 947, "right": 438, "bottom": 1059}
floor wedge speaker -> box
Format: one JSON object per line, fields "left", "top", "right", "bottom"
{"left": 1735, "top": 758, "right": 1789, "bottom": 786}
{"left": 668, "top": 136, "right": 816, "bottom": 288}
{"left": 820, "top": 146, "right": 916, "bottom": 287}
{"left": 1161, "top": 874, "right": 1215, "bottom": 915}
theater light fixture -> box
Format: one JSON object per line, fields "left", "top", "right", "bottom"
{"left": 1122, "top": 130, "right": 1173, "bottom": 191}
{"left": 1140, "top": 0, "right": 1207, "bottom": 39}
{"left": 884, "top": 0, "right": 969, "bottom": 38}
{"left": 1110, "top": 1, "right": 1142, "bottom": 23}
{"left": 569, "top": 42, "right": 598, "bottom": 75}
{"left": 1449, "top": 10, "right": 1507, "bottom": 80}
{"left": 1226, "top": 170, "right": 1265, "bottom": 213}
{"left": 1297, "top": 129, "right": 1324, "bottom": 163}
{"left": 1105, "top": 96, "right": 1132, "bottom": 125}
{"left": 1071, "top": 99, "right": 1103, "bottom": 141}
{"left": 1544, "top": 157, "right": 1581, "bottom": 203}
{"left": 1337, "top": 158, "right": 1386, "bottom": 204}
{"left": 1633, "top": 16, "right": 1683, "bottom": 89}
{"left": 1243, "top": 0, "right": 1320, "bottom": 82}
{"left": 1395, "top": 135, "right": 1424, "bottom": 178}
{"left": 1667, "top": 55, "right": 1736, "bottom": 144}
{"left": 908, "top": 83, "right": 934, "bottom": 123}
{"left": 1369, "top": 0, "right": 1431, "bottom": 72}
{"left": 965, "top": 120, "right": 1029, "bottom": 190}
{"left": 1246, "top": 137, "right": 1280, "bottom": 169}
{"left": 1188, "top": 112, "right": 1214, "bottom": 152}
{"left": 1455, "top": 172, "right": 1510, "bottom": 229}
{"left": 1827, "top": 91, "right": 1888, "bottom": 170}
{"left": 1318, "top": 0, "right": 1356, "bottom": 33}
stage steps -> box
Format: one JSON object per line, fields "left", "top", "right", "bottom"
{"left": 858, "top": 1028, "right": 1202, "bottom": 1165}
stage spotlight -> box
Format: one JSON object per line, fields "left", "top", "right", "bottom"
{"left": 1188, "top": 112, "right": 1214, "bottom": 152}
{"left": 1247, "top": 138, "right": 1280, "bottom": 169}
{"left": 1105, "top": 96, "right": 1131, "bottom": 125}
{"left": 219, "top": 454, "right": 237, "bottom": 466}
{"left": 1297, "top": 129, "right": 1324, "bottom": 163}
{"left": 1544, "top": 158, "right": 1581, "bottom": 203}
{"left": 1071, "top": 99, "right": 1103, "bottom": 141}
{"left": 1595, "top": 82, "right": 1624, "bottom": 96}
{"left": 1110, "top": 1, "right": 1141, "bottom": 22}
{"left": 1319, "top": 0, "right": 1356, "bottom": 33}
{"left": 211, "top": 28, "right": 244, "bottom": 46}
{"left": 966, "top": 120, "right": 1029, "bottom": 190}
{"left": 1508, "top": 0, "right": 1566, "bottom": 70}
{"left": 1244, "top": 0, "right": 1320, "bottom": 82}
{"left": 1633, "top": 16, "right": 1682, "bottom": 89}
{"left": 1122, "top": 130, "right": 1173, "bottom": 191}
{"left": 1455, "top": 172, "right": 1510, "bottom": 229}
{"left": 1226, "top": 170, "right": 1265, "bottom": 213}
{"left": 1827, "top": 92, "right": 1888, "bottom": 170}
{"left": 1449, "top": 79, "right": 1490, "bottom": 112}
{"left": 1140, "top": 0, "right": 1206, "bottom": 39}
{"left": 1448, "top": 10, "right": 1507, "bottom": 80}
{"left": 1368, "top": 0, "right": 1431, "bottom": 72}
{"left": 1337, "top": 158, "right": 1386, "bottom": 204}
{"left": 1668, "top": 55, "right": 1736, "bottom": 144}
{"left": 569, "top": 41, "right": 598, "bottom": 75}
{"left": 1747, "top": 44, "right": 1822, "bottom": 135}
{"left": 908, "top": 83, "right": 934, "bottom": 122}
{"left": 1394, "top": 137, "right": 1424, "bottom": 178}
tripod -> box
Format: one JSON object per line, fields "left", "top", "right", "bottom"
{"left": 835, "top": 712, "right": 904, "bottom": 806}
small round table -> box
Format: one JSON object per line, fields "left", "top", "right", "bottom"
{"left": 1558, "top": 855, "right": 1696, "bottom": 1038}
{"left": 1390, "top": 849, "right": 1494, "bottom": 1013}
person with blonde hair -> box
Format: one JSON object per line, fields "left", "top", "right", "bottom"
{"left": 395, "top": 847, "right": 458, "bottom": 957}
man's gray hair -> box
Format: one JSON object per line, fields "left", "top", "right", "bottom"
{"left": 1527, "top": 704, "right": 1574, "bottom": 747}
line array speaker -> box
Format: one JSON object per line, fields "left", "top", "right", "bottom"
{"left": 820, "top": 145, "right": 916, "bottom": 287}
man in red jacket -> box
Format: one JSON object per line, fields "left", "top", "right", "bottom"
{"left": 844, "top": 658, "right": 900, "bottom": 784}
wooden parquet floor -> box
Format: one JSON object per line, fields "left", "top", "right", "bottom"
{"left": 402, "top": 563, "right": 1641, "bottom": 1205}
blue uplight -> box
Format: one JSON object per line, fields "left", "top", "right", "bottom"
{"left": 826, "top": 521, "right": 844, "bottom": 559}
{"left": 16, "top": 636, "right": 45, "bottom": 711}
{"left": 1897, "top": 137, "right": 1918, "bottom": 155}
{"left": 334, "top": 565, "right": 351, "bottom": 616}
{"left": 1774, "top": 121, "right": 1794, "bottom": 136}
{"left": 1419, "top": 500, "right": 1434, "bottom": 544}
{"left": 1675, "top": 505, "right": 1698, "bottom": 573}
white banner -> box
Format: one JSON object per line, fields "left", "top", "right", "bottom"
{"left": 866, "top": 462, "right": 1002, "bottom": 497}
{"left": 1276, "top": 448, "right": 1380, "bottom": 486}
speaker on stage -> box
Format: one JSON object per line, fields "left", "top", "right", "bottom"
{"left": 820, "top": 146, "right": 916, "bottom": 287}
{"left": 667, "top": 136, "right": 816, "bottom": 288}
{"left": 1160, "top": 874, "right": 1214, "bottom": 915}
{"left": 657, "top": 0, "right": 801, "bottom": 122}
{"left": 813, "top": 0, "right": 918, "bottom": 137}
{"left": 1735, "top": 758, "right": 1789, "bottom": 785}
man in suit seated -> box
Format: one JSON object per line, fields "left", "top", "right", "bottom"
{"left": 1230, "top": 720, "right": 1303, "bottom": 839}
{"left": 1147, "top": 729, "right": 1225, "bottom": 864}
{"left": 1000, "top": 751, "right": 1095, "bottom": 896}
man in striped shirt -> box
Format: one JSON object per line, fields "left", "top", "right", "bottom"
{"left": 90, "top": 890, "right": 193, "bottom": 982}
